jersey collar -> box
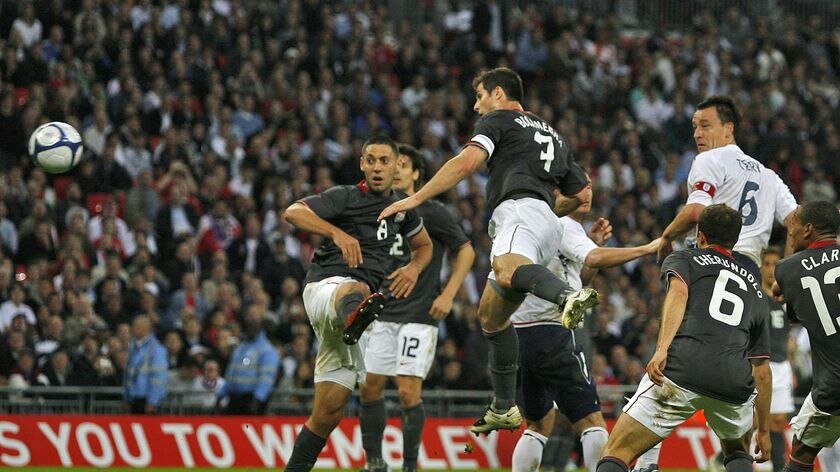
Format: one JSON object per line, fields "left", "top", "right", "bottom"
{"left": 357, "top": 180, "right": 370, "bottom": 193}
{"left": 808, "top": 239, "right": 838, "bottom": 250}
{"left": 709, "top": 245, "right": 733, "bottom": 258}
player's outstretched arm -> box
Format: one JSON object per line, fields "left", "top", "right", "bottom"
{"left": 431, "top": 242, "right": 476, "bottom": 319}
{"left": 379, "top": 146, "right": 487, "bottom": 221}
{"left": 646, "top": 275, "right": 688, "bottom": 385}
{"left": 585, "top": 237, "right": 661, "bottom": 269}
{"left": 388, "top": 227, "right": 433, "bottom": 299}
{"left": 283, "top": 202, "right": 363, "bottom": 268}
{"left": 658, "top": 203, "right": 705, "bottom": 262}
{"left": 782, "top": 209, "right": 798, "bottom": 257}
{"left": 751, "top": 358, "right": 772, "bottom": 463}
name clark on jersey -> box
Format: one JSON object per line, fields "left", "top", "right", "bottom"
{"left": 692, "top": 253, "right": 763, "bottom": 298}
{"left": 800, "top": 248, "right": 840, "bottom": 271}
{"left": 513, "top": 115, "right": 562, "bottom": 143}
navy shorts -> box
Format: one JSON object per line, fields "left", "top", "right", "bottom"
{"left": 516, "top": 324, "right": 601, "bottom": 423}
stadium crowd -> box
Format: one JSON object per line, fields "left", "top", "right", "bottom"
{"left": 0, "top": 0, "right": 838, "bottom": 410}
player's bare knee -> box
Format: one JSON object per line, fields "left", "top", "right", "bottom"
{"left": 397, "top": 386, "right": 421, "bottom": 408}
{"left": 359, "top": 382, "right": 383, "bottom": 403}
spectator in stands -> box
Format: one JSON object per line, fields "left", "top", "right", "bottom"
{"left": 0, "top": 284, "right": 36, "bottom": 333}
{"left": 227, "top": 213, "right": 272, "bottom": 279}
{"left": 8, "top": 348, "right": 48, "bottom": 388}
{"left": 193, "top": 358, "right": 226, "bottom": 408}
{"left": 0, "top": 201, "right": 17, "bottom": 256}
{"left": 124, "top": 314, "right": 167, "bottom": 414}
{"left": 166, "top": 272, "right": 209, "bottom": 327}
{"left": 217, "top": 308, "right": 279, "bottom": 415}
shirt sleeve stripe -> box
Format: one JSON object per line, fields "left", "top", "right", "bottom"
{"left": 664, "top": 269, "right": 687, "bottom": 288}
{"left": 747, "top": 354, "right": 770, "bottom": 359}
{"left": 404, "top": 219, "right": 424, "bottom": 238}
{"left": 468, "top": 134, "right": 495, "bottom": 159}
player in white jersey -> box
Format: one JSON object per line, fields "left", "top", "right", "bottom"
{"left": 510, "top": 175, "right": 659, "bottom": 472}
{"left": 656, "top": 96, "right": 798, "bottom": 267}
{"left": 637, "top": 96, "right": 798, "bottom": 472}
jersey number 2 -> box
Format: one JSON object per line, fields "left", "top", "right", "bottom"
{"left": 800, "top": 268, "right": 840, "bottom": 336}
{"left": 534, "top": 132, "right": 554, "bottom": 172}
{"left": 709, "top": 270, "right": 747, "bottom": 326}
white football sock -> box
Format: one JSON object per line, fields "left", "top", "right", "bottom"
{"left": 581, "top": 426, "right": 609, "bottom": 472}
{"left": 512, "top": 429, "right": 547, "bottom": 472}
{"left": 634, "top": 441, "right": 662, "bottom": 469}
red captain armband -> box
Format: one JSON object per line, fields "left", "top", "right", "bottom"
{"left": 692, "top": 181, "right": 716, "bottom": 197}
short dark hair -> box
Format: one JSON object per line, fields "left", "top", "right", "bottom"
{"left": 698, "top": 204, "right": 742, "bottom": 249}
{"left": 362, "top": 135, "right": 399, "bottom": 158}
{"left": 761, "top": 246, "right": 783, "bottom": 260}
{"left": 697, "top": 96, "right": 741, "bottom": 134}
{"left": 799, "top": 201, "right": 840, "bottom": 236}
{"left": 472, "top": 67, "right": 524, "bottom": 102}
{"left": 397, "top": 143, "right": 427, "bottom": 185}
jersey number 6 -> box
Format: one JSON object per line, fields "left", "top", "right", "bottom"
{"left": 709, "top": 270, "right": 747, "bottom": 326}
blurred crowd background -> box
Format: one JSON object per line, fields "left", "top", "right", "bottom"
{"left": 0, "top": 0, "right": 838, "bottom": 411}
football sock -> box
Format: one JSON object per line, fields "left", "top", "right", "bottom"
{"left": 485, "top": 324, "right": 519, "bottom": 412}
{"left": 783, "top": 457, "right": 814, "bottom": 472}
{"left": 724, "top": 451, "right": 754, "bottom": 472}
{"left": 512, "top": 429, "right": 547, "bottom": 472}
{"left": 285, "top": 425, "right": 327, "bottom": 472}
{"left": 360, "top": 398, "right": 386, "bottom": 464}
{"left": 635, "top": 441, "right": 661, "bottom": 468}
{"left": 597, "top": 456, "right": 629, "bottom": 472}
{"left": 511, "top": 263, "right": 571, "bottom": 304}
{"left": 771, "top": 431, "right": 786, "bottom": 471}
{"left": 401, "top": 403, "right": 425, "bottom": 471}
{"left": 581, "top": 426, "right": 609, "bottom": 472}
{"left": 338, "top": 292, "right": 366, "bottom": 321}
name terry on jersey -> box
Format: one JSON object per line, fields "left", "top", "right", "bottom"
{"left": 800, "top": 248, "right": 840, "bottom": 271}
{"left": 692, "top": 253, "right": 763, "bottom": 297}
{"left": 514, "top": 115, "right": 562, "bottom": 143}
{"left": 736, "top": 158, "right": 761, "bottom": 173}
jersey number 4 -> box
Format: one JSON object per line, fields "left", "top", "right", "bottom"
{"left": 800, "top": 269, "right": 840, "bottom": 336}
{"left": 534, "top": 132, "right": 554, "bottom": 172}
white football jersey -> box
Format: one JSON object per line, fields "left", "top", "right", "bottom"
{"left": 511, "top": 217, "right": 597, "bottom": 326}
{"left": 685, "top": 144, "right": 797, "bottom": 265}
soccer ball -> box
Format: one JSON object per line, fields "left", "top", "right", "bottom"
{"left": 28, "top": 121, "right": 84, "bottom": 174}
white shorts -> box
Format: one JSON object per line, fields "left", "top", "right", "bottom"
{"left": 302, "top": 276, "right": 367, "bottom": 390}
{"left": 364, "top": 321, "right": 438, "bottom": 378}
{"left": 770, "top": 361, "right": 795, "bottom": 414}
{"left": 623, "top": 374, "right": 754, "bottom": 440}
{"left": 791, "top": 393, "right": 840, "bottom": 449}
{"left": 487, "top": 198, "right": 559, "bottom": 268}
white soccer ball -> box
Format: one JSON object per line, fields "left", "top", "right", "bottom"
{"left": 28, "top": 121, "right": 84, "bottom": 174}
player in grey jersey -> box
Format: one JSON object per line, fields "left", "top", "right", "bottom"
{"left": 759, "top": 247, "right": 796, "bottom": 472}
{"left": 597, "top": 205, "right": 772, "bottom": 472}
{"left": 359, "top": 145, "right": 475, "bottom": 472}
{"left": 380, "top": 67, "right": 599, "bottom": 435}
{"left": 283, "top": 136, "right": 433, "bottom": 472}
{"left": 772, "top": 201, "right": 840, "bottom": 472}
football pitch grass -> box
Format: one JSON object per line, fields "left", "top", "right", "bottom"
{"left": 19, "top": 468, "right": 701, "bottom": 472}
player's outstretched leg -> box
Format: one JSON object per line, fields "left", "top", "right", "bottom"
{"left": 343, "top": 292, "right": 386, "bottom": 345}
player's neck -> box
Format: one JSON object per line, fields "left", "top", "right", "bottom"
{"left": 807, "top": 237, "right": 837, "bottom": 249}
{"left": 495, "top": 101, "right": 524, "bottom": 112}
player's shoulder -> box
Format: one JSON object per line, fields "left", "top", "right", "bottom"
{"left": 476, "top": 109, "right": 520, "bottom": 127}
{"left": 557, "top": 215, "right": 583, "bottom": 232}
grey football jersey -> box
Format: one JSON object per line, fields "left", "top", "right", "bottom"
{"left": 766, "top": 297, "right": 790, "bottom": 363}
{"left": 468, "top": 110, "right": 588, "bottom": 210}
{"left": 380, "top": 200, "right": 470, "bottom": 326}
{"left": 775, "top": 241, "right": 840, "bottom": 414}
{"left": 661, "top": 247, "right": 769, "bottom": 404}
{"left": 301, "top": 182, "right": 424, "bottom": 290}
